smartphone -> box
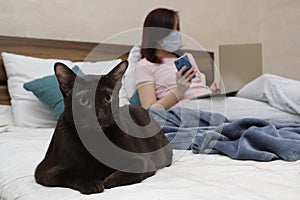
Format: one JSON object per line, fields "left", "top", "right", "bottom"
{"left": 174, "top": 54, "right": 195, "bottom": 78}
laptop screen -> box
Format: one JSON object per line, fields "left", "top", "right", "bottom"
{"left": 219, "top": 43, "right": 263, "bottom": 93}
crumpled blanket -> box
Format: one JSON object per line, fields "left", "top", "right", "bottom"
{"left": 148, "top": 107, "right": 300, "bottom": 161}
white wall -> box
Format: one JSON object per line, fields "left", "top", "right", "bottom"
{"left": 260, "top": 0, "right": 300, "bottom": 79}
{"left": 0, "top": 0, "right": 299, "bottom": 80}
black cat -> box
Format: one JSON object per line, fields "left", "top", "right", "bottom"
{"left": 34, "top": 61, "right": 173, "bottom": 194}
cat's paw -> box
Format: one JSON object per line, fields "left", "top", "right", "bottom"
{"left": 103, "top": 174, "right": 120, "bottom": 189}
{"left": 78, "top": 180, "right": 104, "bottom": 194}
{"left": 104, "top": 171, "right": 133, "bottom": 189}
{"left": 103, "top": 171, "right": 152, "bottom": 189}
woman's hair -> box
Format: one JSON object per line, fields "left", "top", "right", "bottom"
{"left": 141, "top": 8, "right": 179, "bottom": 63}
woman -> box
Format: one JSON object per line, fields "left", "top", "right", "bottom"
{"left": 136, "top": 8, "right": 219, "bottom": 109}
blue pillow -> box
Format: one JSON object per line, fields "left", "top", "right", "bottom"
{"left": 23, "top": 66, "right": 84, "bottom": 119}
{"left": 129, "top": 90, "right": 141, "bottom": 105}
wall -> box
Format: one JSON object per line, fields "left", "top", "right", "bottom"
{"left": 260, "top": 0, "right": 300, "bottom": 79}
{"left": 0, "top": 0, "right": 299, "bottom": 80}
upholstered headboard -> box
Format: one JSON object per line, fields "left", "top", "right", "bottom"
{"left": 0, "top": 35, "right": 214, "bottom": 105}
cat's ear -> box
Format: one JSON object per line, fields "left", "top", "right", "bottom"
{"left": 107, "top": 61, "right": 128, "bottom": 86}
{"left": 54, "top": 62, "right": 76, "bottom": 96}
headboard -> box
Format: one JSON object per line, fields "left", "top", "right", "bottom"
{"left": 0, "top": 35, "right": 214, "bottom": 105}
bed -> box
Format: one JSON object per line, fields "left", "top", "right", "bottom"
{"left": 0, "top": 35, "right": 300, "bottom": 200}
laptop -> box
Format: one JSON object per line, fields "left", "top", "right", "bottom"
{"left": 194, "top": 43, "right": 262, "bottom": 99}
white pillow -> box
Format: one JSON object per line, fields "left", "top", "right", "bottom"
{"left": 74, "top": 59, "right": 122, "bottom": 75}
{"left": 1, "top": 52, "right": 122, "bottom": 127}
{"left": 119, "top": 45, "right": 141, "bottom": 106}
{"left": 2, "top": 52, "right": 73, "bottom": 127}
{"left": 237, "top": 73, "right": 300, "bottom": 114}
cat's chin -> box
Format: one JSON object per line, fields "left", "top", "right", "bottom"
{"left": 97, "top": 120, "right": 113, "bottom": 131}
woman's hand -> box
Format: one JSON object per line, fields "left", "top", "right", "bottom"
{"left": 210, "top": 80, "right": 221, "bottom": 92}
{"left": 174, "top": 66, "right": 196, "bottom": 99}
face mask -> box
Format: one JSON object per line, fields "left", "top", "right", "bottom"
{"left": 161, "top": 31, "right": 182, "bottom": 52}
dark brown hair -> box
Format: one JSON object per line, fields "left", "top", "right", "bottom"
{"left": 141, "top": 8, "right": 179, "bottom": 63}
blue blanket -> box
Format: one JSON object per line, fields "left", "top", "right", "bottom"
{"left": 148, "top": 107, "right": 300, "bottom": 161}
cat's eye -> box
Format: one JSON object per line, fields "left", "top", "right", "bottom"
{"left": 104, "top": 95, "right": 112, "bottom": 103}
{"left": 79, "top": 97, "right": 90, "bottom": 106}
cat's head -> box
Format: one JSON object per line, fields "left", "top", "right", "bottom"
{"left": 54, "top": 61, "right": 128, "bottom": 129}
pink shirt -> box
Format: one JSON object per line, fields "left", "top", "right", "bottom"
{"left": 135, "top": 54, "right": 211, "bottom": 106}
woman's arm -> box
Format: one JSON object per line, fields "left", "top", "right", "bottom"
{"left": 137, "top": 83, "right": 178, "bottom": 109}
{"left": 137, "top": 66, "right": 196, "bottom": 109}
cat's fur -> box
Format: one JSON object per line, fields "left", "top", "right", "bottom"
{"left": 34, "top": 61, "right": 172, "bottom": 194}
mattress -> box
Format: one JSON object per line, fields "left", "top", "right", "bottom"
{"left": 183, "top": 96, "right": 300, "bottom": 122}
{"left": 184, "top": 74, "right": 300, "bottom": 123}
{"left": 1, "top": 125, "right": 300, "bottom": 200}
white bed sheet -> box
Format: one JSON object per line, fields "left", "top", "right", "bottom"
{"left": 0, "top": 105, "right": 14, "bottom": 126}
{"left": 1, "top": 126, "right": 300, "bottom": 200}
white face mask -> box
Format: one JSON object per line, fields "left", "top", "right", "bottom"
{"left": 161, "top": 31, "right": 182, "bottom": 52}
